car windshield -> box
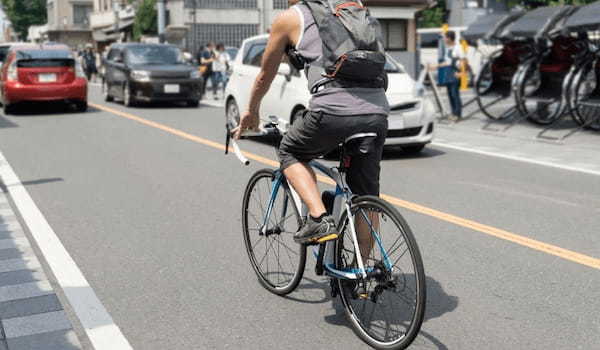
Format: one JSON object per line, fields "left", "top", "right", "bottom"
{"left": 126, "top": 46, "right": 183, "bottom": 65}
{"left": 226, "top": 47, "right": 239, "bottom": 60}
{"left": 385, "top": 56, "right": 404, "bottom": 73}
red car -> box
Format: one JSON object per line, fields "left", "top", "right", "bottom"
{"left": 0, "top": 44, "right": 87, "bottom": 114}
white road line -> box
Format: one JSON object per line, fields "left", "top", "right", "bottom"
{"left": 0, "top": 150, "right": 132, "bottom": 350}
{"left": 432, "top": 141, "right": 600, "bottom": 177}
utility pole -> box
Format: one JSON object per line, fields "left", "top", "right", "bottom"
{"left": 157, "top": 0, "right": 166, "bottom": 43}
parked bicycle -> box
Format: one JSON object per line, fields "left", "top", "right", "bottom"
{"left": 225, "top": 122, "right": 426, "bottom": 350}
{"left": 563, "top": 1, "right": 600, "bottom": 131}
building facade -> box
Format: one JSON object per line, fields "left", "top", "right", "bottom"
{"left": 90, "top": 0, "right": 135, "bottom": 52}
{"left": 448, "top": 0, "right": 509, "bottom": 27}
{"left": 166, "top": 0, "right": 430, "bottom": 75}
{"left": 46, "top": 0, "right": 94, "bottom": 48}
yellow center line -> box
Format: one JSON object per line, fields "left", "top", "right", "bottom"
{"left": 90, "top": 102, "right": 600, "bottom": 271}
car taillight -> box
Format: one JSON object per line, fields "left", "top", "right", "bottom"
{"left": 7, "top": 60, "right": 17, "bottom": 81}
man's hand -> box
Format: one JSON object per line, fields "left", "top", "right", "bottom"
{"left": 232, "top": 110, "right": 260, "bottom": 140}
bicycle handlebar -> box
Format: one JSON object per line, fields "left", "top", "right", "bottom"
{"left": 225, "top": 123, "right": 280, "bottom": 166}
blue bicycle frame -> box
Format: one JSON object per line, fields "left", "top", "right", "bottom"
{"left": 261, "top": 160, "right": 394, "bottom": 281}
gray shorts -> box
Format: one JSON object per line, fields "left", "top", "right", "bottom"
{"left": 278, "top": 111, "right": 388, "bottom": 196}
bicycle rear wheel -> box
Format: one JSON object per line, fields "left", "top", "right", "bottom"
{"left": 242, "top": 169, "right": 306, "bottom": 295}
{"left": 335, "top": 195, "right": 426, "bottom": 350}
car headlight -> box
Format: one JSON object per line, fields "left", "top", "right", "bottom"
{"left": 131, "top": 70, "right": 151, "bottom": 82}
{"left": 190, "top": 70, "right": 201, "bottom": 79}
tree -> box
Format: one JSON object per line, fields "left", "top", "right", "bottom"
{"left": 418, "top": 0, "right": 446, "bottom": 28}
{"left": 132, "top": 0, "right": 157, "bottom": 41}
{"left": 0, "top": 0, "right": 47, "bottom": 40}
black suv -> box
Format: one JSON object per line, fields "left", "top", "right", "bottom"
{"left": 102, "top": 43, "right": 203, "bottom": 107}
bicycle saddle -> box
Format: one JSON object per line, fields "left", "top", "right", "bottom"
{"left": 343, "top": 133, "right": 378, "bottom": 156}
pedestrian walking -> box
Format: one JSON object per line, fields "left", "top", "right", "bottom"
{"left": 429, "top": 32, "right": 466, "bottom": 121}
{"left": 81, "top": 43, "right": 98, "bottom": 82}
{"left": 212, "top": 43, "right": 231, "bottom": 97}
{"left": 198, "top": 42, "right": 217, "bottom": 100}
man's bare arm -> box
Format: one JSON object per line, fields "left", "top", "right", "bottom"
{"left": 246, "top": 10, "right": 297, "bottom": 114}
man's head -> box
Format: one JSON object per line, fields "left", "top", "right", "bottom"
{"left": 444, "top": 32, "right": 456, "bottom": 45}
{"left": 207, "top": 42, "right": 215, "bottom": 49}
{"left": 288, "top": 0, "right": 300, "bottom": 6}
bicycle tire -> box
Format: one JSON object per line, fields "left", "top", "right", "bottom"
{"left": 570, "top": 61, "right": 600, "bottom": 131}
{"left": 475, "top": 58, "right": 514, "bottom": 121}
{"left": 335, "top": 195, "right": 426, "bottom": 350}
{"left": 242, "top": 169, "right": 306, "bottom": 295}
{"left": 515, "top": 61, "right": 564, "bottom": 125}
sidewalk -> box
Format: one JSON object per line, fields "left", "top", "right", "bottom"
{"left": 0, "top": 190, "right": 82, "bottom": 350}
{"left": 428, "top": 89, "right": 600, "bottom": 175}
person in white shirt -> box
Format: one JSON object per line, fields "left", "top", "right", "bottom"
{"left": 212, "top": 43, "right": 231, "bottom": 98}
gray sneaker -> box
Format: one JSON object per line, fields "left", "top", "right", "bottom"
{"left": 294, "top": 215, "right": 338, "bottom": 244}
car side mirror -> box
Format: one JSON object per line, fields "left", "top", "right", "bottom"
{"left": 277, "top": 63, "right": 292, "bottom": 81}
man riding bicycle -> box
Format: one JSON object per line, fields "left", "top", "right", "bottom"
{"left": 233, "top": 0, "right": 389, "bottom": 245}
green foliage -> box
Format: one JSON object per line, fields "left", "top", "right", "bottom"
{"left": 133, "top": 0, "right": 157, "bottom": 41}
{"left": 418, "top": 0, "right": 446, "bottom": 29}
{"left": 1, "top": 0, "right": 47, "bottom": 40}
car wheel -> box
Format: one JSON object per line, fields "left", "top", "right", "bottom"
{"left": 3, "top": 103, "right": 14, "bottom": 115}
{"left": 226, "top": 98, "right": 240, "bottom": 129}
{"left": 187, "top": 100, "right": 199, "bottom": 108}
{"left": 401, "top": 144, "right": 425, "bottom": 154}
{"left": 123, "top": 83, "right": 135, "bottom": 107}
{"left": 103, "top": 80, "right": 113, "bottom": 102}
{"left": 75, "top": 101, "right": 88, "bottom": 112}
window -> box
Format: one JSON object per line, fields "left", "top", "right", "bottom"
{"left": 243, "top": 40, "right": 267, "bottom": 66}
{"left": 273, "top": 0, "right": 288, "bottom": 9}
{"left": 73, "top": 4, "right": 93, "bottom": 26}
{"left": 107, "top": 49, "right": 121, "bottom": 62}
{"left": 188, "top": 23, "right": 258, "bottom": 53}
{"left": 380, "top": 19, "right": 407, "bottom": 50}
{"left": 185, "top": 0, "right": 257, "bottom": 9}
{"left": 419, "top": 33, "right": 441, "bottom": 49}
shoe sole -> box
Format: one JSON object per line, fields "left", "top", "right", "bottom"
{"left": 294, "top": 233, "right": 338, "bottom": 244}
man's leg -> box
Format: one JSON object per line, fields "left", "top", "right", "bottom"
{"left": 278, "top": 111, "right": 340, "bottom": 244}
{"left": 346, "top": 114, "right": 388, "bottom": 265}
{"left": 283, "top": 162, "right": 326, "bottom": 218}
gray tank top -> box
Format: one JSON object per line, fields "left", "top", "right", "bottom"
{"left": 293, "top": 4, "right": 390, "bottom": 116}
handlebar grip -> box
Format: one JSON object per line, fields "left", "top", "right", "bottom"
{"left": 230, "top": 139, "right": 250, "bottom": 166}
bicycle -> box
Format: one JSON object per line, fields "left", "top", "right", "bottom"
{"left": 225, "top": 122, "right": 426, "bottom": 349}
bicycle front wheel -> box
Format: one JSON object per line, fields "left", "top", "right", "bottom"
{"left": 242, "top": 169, "right": 306, "bottom": 295}
{"left": 335, "top": 195, "right": 426, "bottom": 350}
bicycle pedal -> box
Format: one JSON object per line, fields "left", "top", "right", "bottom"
{"left": 358, "top": 293, "right": 369, "bottom": 300}
{"left": 314, "top": 233, "right": 338, "bottom": 243}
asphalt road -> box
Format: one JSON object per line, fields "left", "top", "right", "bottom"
{"left": 0, "top": 85, "right": 599, "bottom": 349}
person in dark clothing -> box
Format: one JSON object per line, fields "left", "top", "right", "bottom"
{"left": 199, "top": 42, "right": 217, "bottom": 100}
{"left": 81, "top": 43, "right": 97, "bottom": 82}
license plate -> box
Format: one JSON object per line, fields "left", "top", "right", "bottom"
{"left": 38, "top": 73, "right": 57, "bottom": 83}
{"left": 164, "top": 84, "right": 180, "bottom": 93}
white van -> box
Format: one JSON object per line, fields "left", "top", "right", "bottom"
{"left": 417, "top": 27, "right": 482, "bottom": 78}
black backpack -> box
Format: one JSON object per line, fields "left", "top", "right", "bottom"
{"left": 301, "top": 0, "right": 387, "bottom": 91}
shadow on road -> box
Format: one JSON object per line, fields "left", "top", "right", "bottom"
{"left": 4, "top": 102, "right": 102, "bottom": 117}
{"left": 285, "top": 274, "right": 457, "bottom": 349}
{"left": 0, "top": 115, "right": 18, "bottom": 128}
{"left": 382, "top": 146, "right": 445, "bottom": 160}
